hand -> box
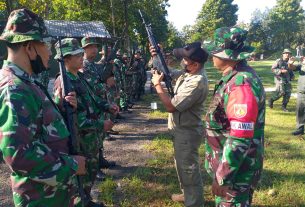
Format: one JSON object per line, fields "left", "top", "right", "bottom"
{"left": 104, "top": 119, "right": 114, "bottom": 132}
{"left": 109, "top": 104, "right": 119, "bottom": 115}
{"left": 106, "top": 76, "right": 115, "bottom": 87}
{"left": 149, "top": 44, "right": 163, "bottom": 57}
{"left": 211, "top": 178, "right": 230, "bottom": 197}
{"left": 65, "top": 92, "right": 77, "bottom": 110}
{"left": 73, "top": 155, "right": 86, "bottom": 175}
{"left": 151, "top": 70, "right": 164, "bottom": 86}
{"left": 281, "top": 69, "right": 288, "bottom": 73}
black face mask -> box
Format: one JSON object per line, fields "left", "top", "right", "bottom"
{"left": 29, "top": 48, "right": 47, "bottom": 75}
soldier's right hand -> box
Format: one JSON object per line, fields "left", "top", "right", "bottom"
{"left": 73, "top": 155, "right": 86, "bottom": 175}
{"left": 281, "top": 69, "right": 288, "bottom": 73}
{"left": 104, "top": 120, "right": 114, "bottom": 132}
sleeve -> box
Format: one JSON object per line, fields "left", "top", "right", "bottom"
{"left": 271, "top": 60, "right": 282, "bottom": 75}
{"left": 0, "top": 87, "right": 77, "bottom": 187}
{"left": 215, "top": 83, "right": 258, "bottom": 186}
{"left": 171, "top": 77, "right": 206, "bottom": 112}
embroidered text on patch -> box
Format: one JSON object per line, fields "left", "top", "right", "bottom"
{"left": 233, "top": 104, "right": 247, "bottom": 118}
{"left": 231, "top": 121, "right": 254, "bottom": 131}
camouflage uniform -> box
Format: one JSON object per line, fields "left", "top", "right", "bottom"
{"left": 269, "top": 49, "right": 294, "bottom": 110}
{"left": 53, "top": 38, "right": 107, "bottom": 206}
{"left": 37, "top": 70, "right": 50, "bottom": 88}
{"left": 205, "top": 27, "right": 265, "bottom": 207}
{"left": 0, "top": 9, "right": 78, "bottom": 207}
{"left": 114, "top": 56, "right": 129, "bottom": 109}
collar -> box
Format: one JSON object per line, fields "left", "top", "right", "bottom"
{"left": 2, "top": 60, "right": 37, "bottom": 83}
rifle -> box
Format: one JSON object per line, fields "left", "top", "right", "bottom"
{"left": 57, "top": 37, "right": 88, "bottom": 206}
{"left": 138, "top": 10, "right": 174, "bottom": 97}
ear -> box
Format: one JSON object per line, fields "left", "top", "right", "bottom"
{"left": 24, "top": 41, "right": 36, "bottom": 60}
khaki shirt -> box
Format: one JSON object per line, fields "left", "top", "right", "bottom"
{"left": 168, "top": 68, "right": 208, "bottom": 137}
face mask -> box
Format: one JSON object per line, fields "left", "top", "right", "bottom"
{"left": 30, "top": 48, "right": 47, "bottom": 75}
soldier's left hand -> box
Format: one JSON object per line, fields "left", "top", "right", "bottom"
{"left": 109, "top": 104, "right": 120, "bottom": 114}
{"left": 151, "top": 70, "right": 164, "bottom": 87}
{"left": 65, "top": 92, "right": 77, "bottom": 110}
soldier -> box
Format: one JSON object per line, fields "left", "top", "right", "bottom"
{"left": 268, "top": 49, "right": 295, "bottom": 112}
{"left": 53, "top": 38, "right": 113, "bottom": 207}
{"left": 130, "top": 51, "right": 142, "bottom": 101}
{"left": 151, "top": 42, "right": 209, "bottom": 207}
{"left": 0, "top": 9, "right": 86, "bottom": 207}
{"left": 290, "top": 56, "right": 305, "bottom": 135}
{"left": 205, "top": 27, "right": 265, "bottom": 207}
{"left": 79, "top": 37, "right": 117, "bottom": 181}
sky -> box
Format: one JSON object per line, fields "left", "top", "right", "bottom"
{"left": 167, "top": 0, "right": 305, "bottom": 31}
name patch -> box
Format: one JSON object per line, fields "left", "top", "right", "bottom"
{"left": 231, "top": 121, "right": 254, "bottom": 131}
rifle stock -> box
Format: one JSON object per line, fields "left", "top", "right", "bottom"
{"left": 138, "top": 10, "right": 174, "bottom": 97}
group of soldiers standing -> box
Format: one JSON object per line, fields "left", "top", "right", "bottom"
{"left": 0, "top": 8, "right": 148, "bottom": 207}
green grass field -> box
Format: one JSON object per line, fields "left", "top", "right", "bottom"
{"left": 99, "top": 60, "right": 305, "bottom": 207}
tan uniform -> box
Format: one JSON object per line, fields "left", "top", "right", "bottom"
{"left": 168, "top": 68, "right": 208, "bottom": 207}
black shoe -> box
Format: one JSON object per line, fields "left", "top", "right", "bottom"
{"left": 108, "top": 129, "right": 119, "bottom": 135}
{"left": 86, "top": 200, "right": 106, "bottom": 207}
{"left": 268, "top": 100, "right": 273, "bottom": 109}
{"left": 100, "top": 156, "right": 116, "bottom": 169}
{"left": 96, "top": 170, "right": 106, "bottom": 181}
{"left": 116, "top": 114, "right": 126, "bottom": 119}
{"left": 282, "top": 107, "right": 288, "bottom": 112}
{"left": 292, "top": 127, "right": 304, "bottom": 136}
{"left": 104, "top": 135, "right": 115, "bottom": 141}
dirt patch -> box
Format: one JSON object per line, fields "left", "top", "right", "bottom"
{"left": 0, "top": 99, "right": 168, "bottom": 207}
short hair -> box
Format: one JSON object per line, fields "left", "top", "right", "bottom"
{"left": 6, "top": 42, "right": 25, "bottom": 52}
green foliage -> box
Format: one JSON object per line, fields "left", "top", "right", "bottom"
{"left": 267, "top": 0, "right": 304, "bottom": 49}
{"left": 192, "top": 0, "right": 238, "bottom": 41}
{"left": 98, "top": 178, "right": 117, "bottom": 205}
{"left": 164, "top": 22, "right": 183, "bottom": 51}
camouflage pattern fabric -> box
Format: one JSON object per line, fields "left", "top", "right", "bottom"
{"left": 114, "top": 58, "right": 128, "bottom": 109}
{"left": 54, "top": 71, "right": 104, "bottom": 206}
{"left": 54, "top": 38, "right": 84, "bottom": 59}
{"left": 0, "top": 8, "right": 50, "bottom": 43}
{"left": 37, "top": 70, "right": 50, "bottom": 88}
{"left": 205, "top": 61, "right": 265, "bottom": 206}
{"left": 81, "top": 37, "right": 99, "bottom": 48}
{"left": 269, "top": 58, "right": 293, "bottom": 108}
{"left": 205, "top": 27, "right": 254, "bottom": 61}
{"left": 0, "top": 61, "right": 78, "bottom": 207}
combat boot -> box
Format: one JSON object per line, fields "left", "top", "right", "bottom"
{"left": 96, "top": 170, "right": 106, "bottom": 181}
{"left": 116, "top": 113, "right": 126, "bottom": 119}
{"left": 86, "top": 200, "right": 106, "bottom": 207}
{"left": 268, "top": 99, "right": 273, "bottom": 109}
{"left": 292, "top": 126, "right": 304, "bottom": 136}
{"left": 99, "top": 149, "right": 116, "bottom": 169}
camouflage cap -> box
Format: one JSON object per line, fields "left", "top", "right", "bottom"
{"left": 282, "top": 49, "right": 292, "bottom": 54}
{"left": 206, "top": 27, "right": 255, "bottom": 61}
{"left": 81, "top": 37, "right": 99, "bottom": 48}
{"left": 0, "top": 8, "right": 50, "bottom": 43}
{"left": 54, "top": 38, "right": 84, "bottom": 59}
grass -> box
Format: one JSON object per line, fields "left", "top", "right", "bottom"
{"left": 99, "top": 60, "right": 305, "bottom": 207}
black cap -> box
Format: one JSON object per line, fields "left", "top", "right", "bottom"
{"left": 173, "top": 42, "right": 208, "bottom": 63}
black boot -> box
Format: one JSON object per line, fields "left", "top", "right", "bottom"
{"left": 292, "top": 126, "right": 304, "bottom": 136}
{"left": 96, "top": 170, "right": 106, "bottom": 181}
{"left": 268, "top": 99, "right": 273, "bottom": 109}
{"left": 108, "top": 129, "right": 119, "bottom": 135}
{"left": 99, "top": 149, "right": 116, "bottom": 169}
{"left": 282, "top": 104, "right": 288, "bottom": 112}
{"left": 116, "top": 113, "right": 126, "bottom": 119}
{"left": 86, "top": 200, "right": 106, "bottom": 207}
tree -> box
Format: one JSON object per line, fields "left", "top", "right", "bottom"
{"left": 267, "top": 0, "right": 304, "bottom": 49}
{"left": 193, "top": 0, "right": 238, "bottom": 41}
{"left": 164, "top": 22, "right": 183, "bottom": 50}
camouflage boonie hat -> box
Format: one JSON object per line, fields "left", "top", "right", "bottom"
{"left": 282, "top": 49, "right": 292, "bottom": 54}
{"left": 205, "top": 27, "right": 255, "bottom": 60}
{"left": 0, "top": 8, "right": 50, "bottom": 43}
{"left": 81, "top": 37, "right": 99, "bottom": 48}
{"left": 54, "top": 38, "right": 84, "bottom": 59}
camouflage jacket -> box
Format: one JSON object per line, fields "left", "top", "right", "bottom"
{"left": 271, "top": 58, "right": 294, "bottom": 83}
{"left": 205, "top": 61, "right": 265, "bottom": 187}
{"left": 80, "top": 59, "right": 109, "bottom": 109}
{"left": 0, "top": 61, "right": 78, "bottom": 206}
{"left": 54, "top": 72, "right": 105, "bottom": 135}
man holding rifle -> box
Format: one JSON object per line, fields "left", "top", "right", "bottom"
{"left": 150, "top": 42, "right": 209, "bottom": 207}
{"left": 0, "top": 9, "right": 86, "bottom": 207}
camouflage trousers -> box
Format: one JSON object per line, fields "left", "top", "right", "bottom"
{"left": 120, "top": 90, "right": 128, "bottom": 109}
{"left": 173, "top": 132, "right": 204, "bottom": 207}
{"left": 74, "top": 131, "right": 99, "bottom": 207}
{"left": 269, "top": 81, "right": 291, "bottom": 107}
